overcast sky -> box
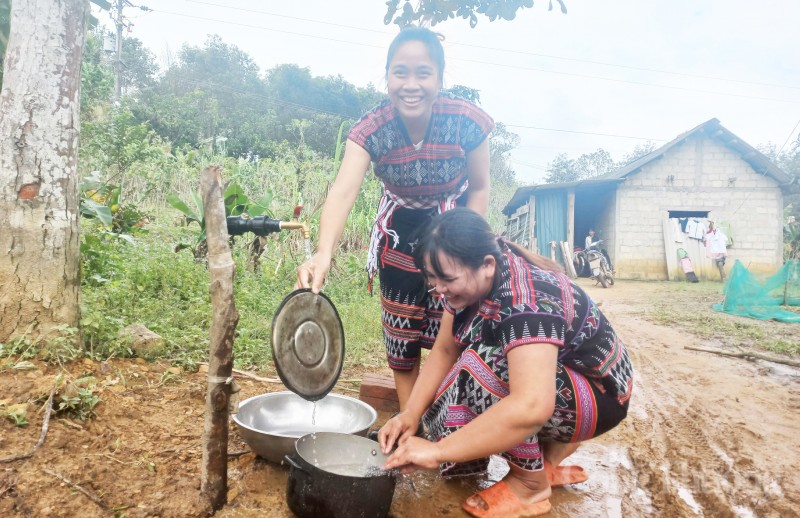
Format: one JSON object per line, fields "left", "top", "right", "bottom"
{"left": 108, "top": 0, "right": 800, "bottom": 184}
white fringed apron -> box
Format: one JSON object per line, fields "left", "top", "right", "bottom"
{"left": 366, "top": 182, "right": 469, "bottom": 292}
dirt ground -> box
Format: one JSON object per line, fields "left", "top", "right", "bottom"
{"left": 1, "top": 279, "right": 799, "bottom": 517}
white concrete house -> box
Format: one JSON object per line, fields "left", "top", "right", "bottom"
{"left": 503, "top": 119, "right": 791, "bottom": 281}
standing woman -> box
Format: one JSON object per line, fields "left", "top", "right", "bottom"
{"left": 296, "top": 27, "right": 495, "bottom": 409}
{"left": 379, "top": 208, "right": 633, "bottom": 517}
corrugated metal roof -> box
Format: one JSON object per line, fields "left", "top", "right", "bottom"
{"left": 503, "top": 118, "right": 791, "bottom": 216}
{"left": 502, "top": 177, "right": 623, "bottom": 216}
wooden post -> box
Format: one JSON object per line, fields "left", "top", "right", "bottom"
{"left": 561, "top": 241, "right": 578, "bottom": 278}
{"left": 200, "top": 166, "right": 240, "bottom": 511}
{"left": 527, "top": 195, "right": 537, "bottom": 253}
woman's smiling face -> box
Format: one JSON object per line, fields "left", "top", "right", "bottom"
{"left": 386, "top": 40, "right": 442, "bottom": 126}
{"left": 423, "top": 250, "right": 495, "bottom": 310}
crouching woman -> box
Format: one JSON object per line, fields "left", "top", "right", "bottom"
{"left": 378, "top": 207, "right": 633, "bottom": 517}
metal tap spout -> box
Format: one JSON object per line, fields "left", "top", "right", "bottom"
{"left": 278, "top": 205, "right": 310, "bottom": 239}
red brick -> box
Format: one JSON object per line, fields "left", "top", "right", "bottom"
{"left": 359, "top": 374, "right": 399, "bottom": 413}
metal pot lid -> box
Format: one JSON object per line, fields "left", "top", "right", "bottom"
{"left": 272, "top": 289, "right": 344, "bottom": 401}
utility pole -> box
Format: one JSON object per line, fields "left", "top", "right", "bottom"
{"left": 113, "top": 0, "right": 123, "bottom": 103}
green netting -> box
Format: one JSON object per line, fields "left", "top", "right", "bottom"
{"left": 712, "top": 259, "right": 800, "bottom": 323}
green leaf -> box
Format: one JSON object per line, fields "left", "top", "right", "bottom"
{"left": 80, "top": 198, "right": 113, "bottom": 227}
{"left": 190, "top": 190, "right": 204, "bottom": 222}
{"left": 167, "top": 194, "right": 199, "bottom": 221}
{"left": 90, "top": 0, "right": 112, "bottom": 9}
{"left": 247, "top": 192, "right": 274, "bottom": 217}
{"left": 223, "top": 182, "right": 249, "bottom": 216}
{"left": 108, "top": 186, "right": 121, "bottom": 206}
{"left": 223, "top": 182, "right": 245, "bottom": 200}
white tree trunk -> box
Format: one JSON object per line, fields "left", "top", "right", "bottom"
{"left": 0, "top": 0, "right": 88, "bottom": 343}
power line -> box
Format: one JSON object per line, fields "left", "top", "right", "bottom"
{"left": 154, "top": 9, "right": 387, "bottom": 52}
{"left": 505, "top": 124, "right": 663, "bottom": 141}
{"left": 454, "top": 56, "right": 800, "bottom": 105}
{"left": 508, "top": 159, "right": 549, "bottom": 170}
{"left": 179, "top": 0, "right": 389, "bottom": 36}
{"left": 146, "top": 8, "right": 800, "bottom": 106}
{"left": 451, "top": 45, "right": 799, "bottom": 92}
{"left": 778, "top": 118, "right": 800, "bottom": 154}
{"left": 175, "top": 0, "right": 800, "bottom": 92}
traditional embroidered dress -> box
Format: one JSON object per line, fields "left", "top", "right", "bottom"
{"left": 348, "top": 92, "right": 494, "bottom": 370}
{"left": 423, "top": 250, "right": 633, "bottom": 476}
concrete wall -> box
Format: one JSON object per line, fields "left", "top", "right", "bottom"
{"left": 615, "top": 136, "right": 784, "bottom": 280}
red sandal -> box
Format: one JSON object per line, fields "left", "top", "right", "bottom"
{"left": 462, "top": 481, "right": 552, "bottom": 518}
{"left": 544, "top": 460, "right": 588, "bottom": 486}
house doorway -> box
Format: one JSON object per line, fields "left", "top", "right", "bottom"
{"left": 573, "top": 186, "right": 616, "bottom": 252}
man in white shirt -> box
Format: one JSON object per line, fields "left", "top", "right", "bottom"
{"left": 585, "top": 228, "right": 596, "bottom": 250}
{"left": 705, "top": 221, "right": 728, "bottom": 281}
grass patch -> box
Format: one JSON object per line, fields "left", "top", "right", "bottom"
{"left": 633, "top": 281, "right": 800, "bottom": 355}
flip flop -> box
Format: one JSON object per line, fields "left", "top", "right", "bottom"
{"left": 544, "top": 460, "right": 588, "bottom": 486}
{"left": 462, "top": 480, "right": 552, "bottom": 518}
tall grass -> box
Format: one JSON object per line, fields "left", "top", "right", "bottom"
{"left": 81, "top": 218, "right": 383, "bottom": 371}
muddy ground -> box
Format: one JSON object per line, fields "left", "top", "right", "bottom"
{"left": 1, "top": 279, "right": 798, "bottom": 517}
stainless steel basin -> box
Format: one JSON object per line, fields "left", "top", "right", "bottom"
{"left": 232, "top": 391, "right": 377, "bottom": 463}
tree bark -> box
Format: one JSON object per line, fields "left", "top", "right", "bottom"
{"left": 0, "top": 0, "right": 88, "bottom": 344}
{"left": 199, "top": 166, "right": 239, "bottom": 512}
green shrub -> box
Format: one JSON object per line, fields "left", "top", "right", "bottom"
{"left": 79, "top": 214, "right": 383, "bottom": 371}
{"left": 57, "top": 376, "right": 101, "bottom": 421}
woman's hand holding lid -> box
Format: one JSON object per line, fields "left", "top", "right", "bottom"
{"left": 295, "top": 253, "right": 331, "bottom": 294}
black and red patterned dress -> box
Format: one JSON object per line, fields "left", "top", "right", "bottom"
{"left": 423, "top": 249, "right": 633, "bottom": 476}
{"left": 348, "top": 92, "right": 494, "bottom": 370}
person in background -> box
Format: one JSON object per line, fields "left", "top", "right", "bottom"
{"left": 380, "top": 208, "right": 633, "bottom": 518}
{"left": 585, "top": 227, "right": 614, "bottom": 273}
{"left": 705, "top": 220, "right": 728, "bottom": 281}
{"left": 584, "top": 228, "right": 596, "bottom": 251}
{"left": 296, "top": 27, "right": 495, "bottom": 410}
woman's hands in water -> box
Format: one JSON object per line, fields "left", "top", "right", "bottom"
{"left": 384, "top": 436, "right": 441, "bottom": 474}
{"left": 295, "top": 253, "right": 331, "bottom": 294}
{"left": 378, "top": 411, "right": 420, "bottom": 454}
{"left": 379, "top": 412, "right": 440, "bottom": 473}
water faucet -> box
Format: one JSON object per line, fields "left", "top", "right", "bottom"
{"left": 226, "top": 205, "right": 309, "bottom": 239}
{"left": 276, "top": 205, "right": 310, "bottom": 240}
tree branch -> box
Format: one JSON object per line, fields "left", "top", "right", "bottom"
{"left": 43, "top": 468, "right": 109, "bottom": 511}
{"left": 0, "top": 384, "right": 56, "bottom": 464}
{"left": 198, "top": 362, "right": 280, "bottom": 384}
{"left": 684, "top": 346, "right": 800, "bottom": 368}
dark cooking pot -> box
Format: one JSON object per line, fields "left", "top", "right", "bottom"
{"left": 285, "top": 432, "right": 397, "bottom": 518}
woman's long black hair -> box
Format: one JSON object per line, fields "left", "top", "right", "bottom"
{"left": 412, "top": 208, "right": 562, "bottom": 279}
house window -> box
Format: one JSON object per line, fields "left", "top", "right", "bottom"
{"left": 668, "top": 210, "right": 709, "bottom": 219}
{"left": 506, "top": 212, "right": 530, "bottom": 248}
